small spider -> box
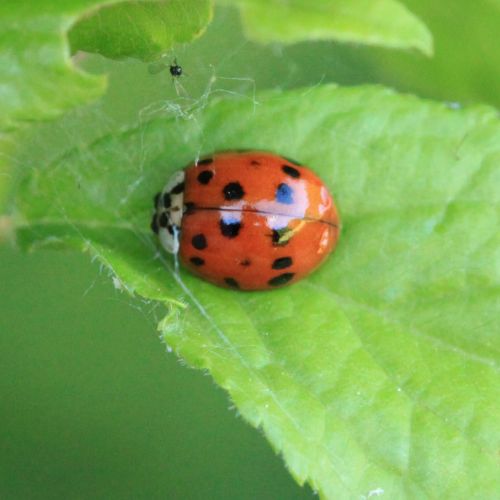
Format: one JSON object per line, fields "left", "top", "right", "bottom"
{"left": 147, "top": 56, "right": 187, "bottom": 96}
{"left": 169, "top": 59, "right": 183, "bottom": 78}
{"left": 148, "top": 57, "right": 183, "bottom": 79}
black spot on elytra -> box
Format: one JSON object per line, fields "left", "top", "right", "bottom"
{"left": 220, "top": 219, "right": 242, "bottom": 238}
{"left": 240, "top": 259, "right": 251, "bottom": 267}
{"left": 150, "top": 215, "right": 159, "bottom": 234}
{"left": 163, "top": 193, "right": 171, "bottom": 208}
{"left": 197, "top": 158, "right": 213, "bottom": 165}
{"left": 268, "top": 273, "right": 295, "bottom": 287}
{"left": 192, "top": 234, "right": 207, "bottom": 250}
{"left": 272, "top": 256, "right": 293, "bottom": 270}
{"left": 224, "top": 277, "right": 240, "bottom": 288}
{"left": 223, "top": 182, "right": 245, "bottom": 200}
{"left": 271, "top": 227, "right": 292, "bottom": 246}
{"left": 153, "top": 192, "right": 161, "bottom": 207}
{"left": 184, "top": 202, "right": 196, "bottom": 215}
{"left": 190, "top": 257, "right": 205, "bottom": 266}
{"left": 197, "top": 170, "right": 214, "bottom": 185}
{"left": 250, "top": 160, "right": 260, "bottom": 166}
{"left": 159, "top": 212, "right": 169, "bottom": 228}
{"left": 171, "top": 182, "right": 184, "bottom": 194}
{"left": 276, "top": 183, "right": 294, "bottom": 204}
{"left": 282, "top": 165, "right": 300, "bottom": 178}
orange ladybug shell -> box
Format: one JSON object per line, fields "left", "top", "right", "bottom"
{"left": 178, "top": 151, "right": 340, "bottom": 290}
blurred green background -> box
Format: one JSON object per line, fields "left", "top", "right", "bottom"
{"left": 2, "top": 2, "right": 499, "bottom": 498}
{"left": 0, "top": 246, "right": 311, "bottom": 499}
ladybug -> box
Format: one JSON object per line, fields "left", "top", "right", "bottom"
{"left": 151, "top": 151, "right": 340, "bottom": 290}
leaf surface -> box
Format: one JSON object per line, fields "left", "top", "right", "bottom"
{"left": 12, "top": 85, "right": 500, "bottom": 498}
{"left": 222, "top": 0, "right": 433, "bottom": 55}
{"left": 69, "top": 0, "right": 212, "bottom": 61}
{"left": 0, "top": 0, "right": 212, "bottom": 131}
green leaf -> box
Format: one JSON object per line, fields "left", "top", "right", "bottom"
{"left": 0, "top": 0, "right": 212, "bottom": 132}
{"left": 0, "top": 1, "right": 104, "bottom": 132}
{"left": 221, "top": 0, "right": 433, "bottom": 55}
{"left": 68, "top": 0, "right": 213, "bottom": 61}
{"left": 11, "top": 85, "right": 500, "bottom": 497}
{"left": 365, "top": 0, "right": 500, "bottom": 107}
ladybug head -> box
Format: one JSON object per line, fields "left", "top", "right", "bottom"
{"left": 153, "top": 170, "right": 185, "bottom": 254}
